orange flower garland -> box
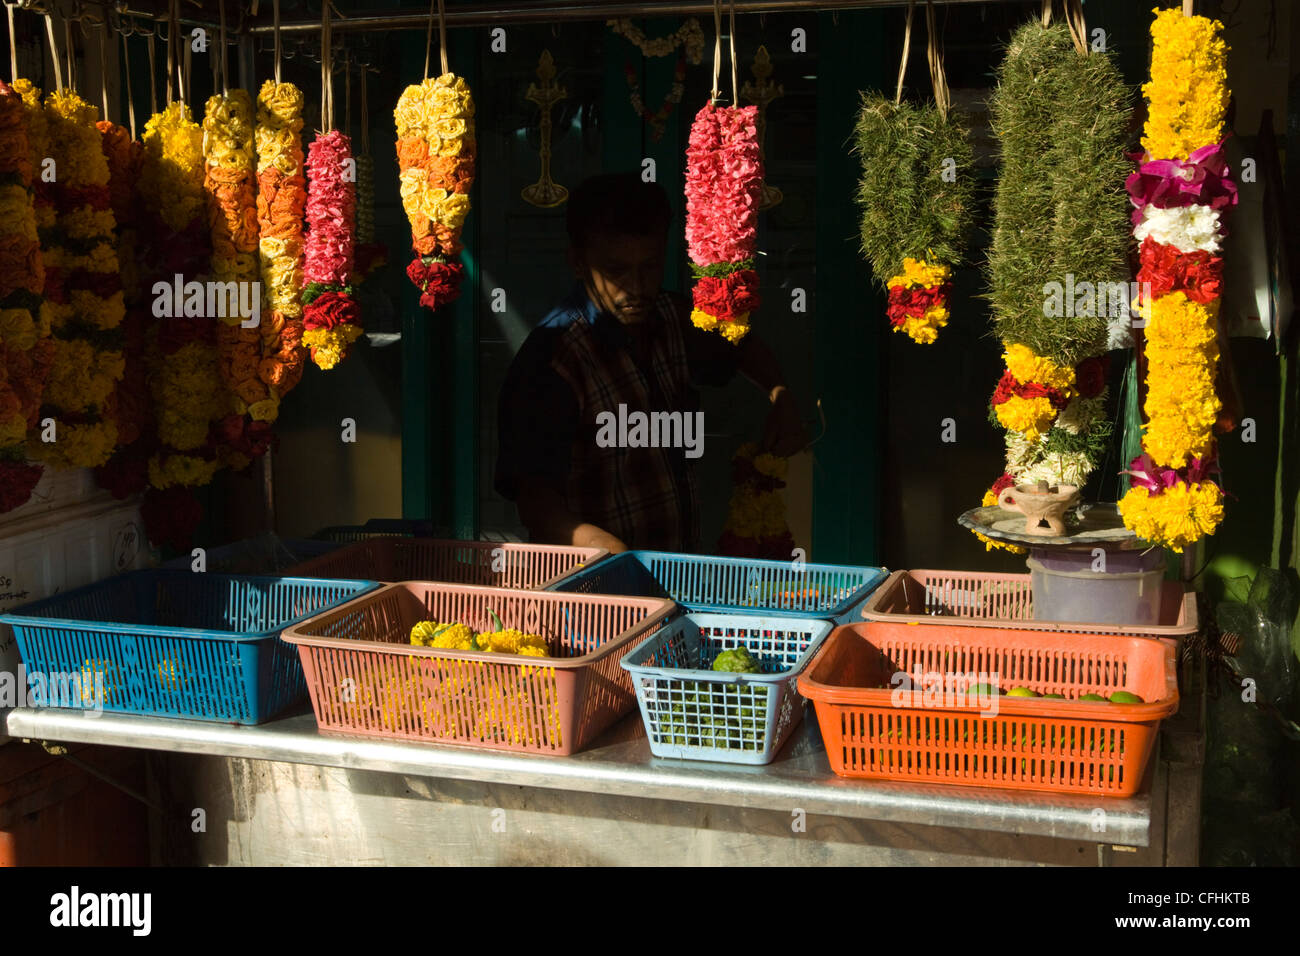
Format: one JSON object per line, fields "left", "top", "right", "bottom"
{"left": 255, "top": 80, "right": 307, "bottom": 401}
{"left": 203, "top": 90, "right": 274, "bottom": 466}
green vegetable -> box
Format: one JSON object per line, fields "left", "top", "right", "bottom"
{"left": 712, "top": 647, "right": 762, "bottom": 673}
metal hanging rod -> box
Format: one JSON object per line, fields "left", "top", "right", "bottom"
{"left": 247, "top": 0, "right": 987, "bottom": 34}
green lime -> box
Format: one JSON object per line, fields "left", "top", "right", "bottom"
{"left": 1109, "top": 691, "right": 1144, "bottom": 704}
{"left": 1007, "top": 687, "right": 1040, "bottom": 698}
{"left": 968, "top": 683, "right": 1001, "bottom": 697}
{"left": 1078, "top": 693, "right": 1107, "bottom": 702}
{"left": 1043, "top": 693, "right": 1066, "bottom": 699}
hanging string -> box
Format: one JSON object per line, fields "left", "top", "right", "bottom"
{"left": 1041, "top": 0, "right": 1052, "bottom": 27}
{"left": 147, "top": 29, "right": 157, "bottom": 112}
{"left": 218, "top": 0, "right": 227, "bottom": 96}
{"left": 925, "top": 0, "right": 949, "bottom": 119}
{"left": 710, "top": 0, "right": 721, "bottom": 103}
{"left": 728, "top": 0, "right": 737, "bottom": 106}
{"left": 63, "top": 14, "right": 74, "bottom": 92}
{"left": 894, "top": 0, "right": 914, "bottom": 105}
{"left": 6, "top": 3, "right": 16, "bottom": 83}
{"left": 43, "top": 12, "right": 63, "bottom": 92}
{"left": 98, "top": 21, "right": 108, "bottom": 118}
{"left": 1064, "top": 0, "right": 1087, "bottom": 54}
{"left": 273, "top": 0, "right": 281, "bottom": 85}
{"left": 360, "top": 66, "right": 369, "bottom": 155}
{"left": 344, "top": 51, "right": 350, "bottom": 135}
{"left": 122, "top": 28, "right": 136, "bottom": 138}
{"left": 438, "top": 0, "right": 448, "bottom": 76}
{"left": 320, "top": 0, "right": 332, "bottom": 132}
{"left": 164, "top": 0, "right": 173, "bottom": 104}
{"left": 1183, "top": 0, "right": 1194, "bottom": 15}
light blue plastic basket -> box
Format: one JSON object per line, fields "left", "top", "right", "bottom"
{"left": 0, "top": 571, "right": 379, "bottom": 724}
{"left": 620, "top": 612, "right": 834, "bottom": 765}
{"left": 549, "top": 550, "right": 887, "bottom": 623}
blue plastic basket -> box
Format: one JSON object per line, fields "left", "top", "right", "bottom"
{"left": 0, "top": 571, "right": 379, "bottom": 724}
{"left": 620, "top": 612, "right": 834, "bottom": 765}
{"left": 548, "top": 551, "right": 887, "bottom": 623}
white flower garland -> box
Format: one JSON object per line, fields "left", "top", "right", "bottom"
{"left": 608, "top": 18, "right": 705, "bottom": 64}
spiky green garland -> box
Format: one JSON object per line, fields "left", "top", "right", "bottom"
{"left": 853, "top": 94, "right": 974, "bottom": 285}
{"left": 986, "top": 22, "right": 1132, "bottom": 366}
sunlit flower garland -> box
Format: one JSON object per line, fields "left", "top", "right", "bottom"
{"left": 0, "top": 80, "right": 52, "bottom": 512}
{"left": 138, "top": 103, "right": 223, "bottom": 504}
{"left": 301, "top": 129, "right": 360, "bottom": 370}
{"left": 1118, "top": 9, "right": 1234, "bottom": 553}
{"left": 255, "top": 80, "right": 307, "bottom": 397}
{"left": 204, "top": 90, "right": 275, "bottom": 464}
{"left": 886, "top": 258, "right": 952, "bottom": 345}
{"left": 395, "top": 74, "right": 475, "bottom": 312}
{"left": 685, "top": 101, "right": 763, "bottom": 344}
{"left": 31, "top": 88, "right": 124, "bottom": 471}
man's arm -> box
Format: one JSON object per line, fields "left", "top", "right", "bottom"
{"left": 515, "top": 481, "right": 628, "bottom": 553}
{"left": 733, "top": 333, "right": 810, "bottom": 457}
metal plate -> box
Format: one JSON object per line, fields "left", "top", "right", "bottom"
{"left": 959, "top": 504, "right": 1142, "bottom": 550}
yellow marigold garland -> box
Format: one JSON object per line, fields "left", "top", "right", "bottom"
{"left": 28, "top": 88, "right": 123, "bottom": 470}
{"left": 1141, "top": 9, "right": 1229, "bottom": 163}
{"left": 885, "top": 258, "right": 951, "bottom": 345}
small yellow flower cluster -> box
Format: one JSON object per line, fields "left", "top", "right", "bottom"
{"left": 1139, "top": 292, "right": 1221, "bottom": 469}
{"left": 139, "top": 103, "right": 206, "bottom": 233}
{"left": 691, "top": 307, "right": 751, "bottom": 344}
{"left": 1141, "top": 9, "right": 1229, "bottom": 162}
{"left": 977, "top": 488, "right": 1027, "bottom": 554}
{"left": 1003, "top": 343, "right": 1075, "bottom": 393}
{"left": 301, "top": 325, "right": 365, "bottom": 371}
{"left": 1118, "top": 481, "right": 1224, "bottom": 554}
{"left": 886, "top": 257, "right": 951, "bottom": 345}
{"left": 994, "top": 395, "right": 1057, "bottom": 444}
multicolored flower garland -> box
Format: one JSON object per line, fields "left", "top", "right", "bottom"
{"left": 684, "top": 102, "right": 763, "bottom": 344}
{"left": 301, "top": 130, "right": 360, "bottom": 370}
{"left": 0, "top": 79, "right": 53, "bottom": 512}
{"left": 716, "top": 442, "right": 797, "bottom": 560}
{"left": 352, "top": 153, "right": 386, "bottom": 282}
{"left": 204, "top": 89, "right": 275, "bottom": 461}
{"left": 854, "top": 97, "right": 972, "bottom": 345}
{"left": 255, "top": 80, "right": 308, "bottom": 397}
{"left": 1118, "top": 9, "right": 1234, "bottom": 553}
{"left": 31, "top": 87, "right": 124, "bottom": 471}
{"left": 395, "top": 74, "right": 475, "bottom": 312}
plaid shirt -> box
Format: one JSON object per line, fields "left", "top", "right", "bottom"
{"left": 496, "top": 282, "right": 744, "bottom": 551}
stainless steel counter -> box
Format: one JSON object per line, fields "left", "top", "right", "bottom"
{"left": 2, "top": 704, "right": 1152, "bottom": 847}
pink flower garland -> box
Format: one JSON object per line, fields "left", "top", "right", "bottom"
{"left": 684, "top": 101, "right": 763, "bottom": 344}
{"left": 301, "top": 130, "right": 361, "bottom": 370}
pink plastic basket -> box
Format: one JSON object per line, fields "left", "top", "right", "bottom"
{"left": 287, "top": 538, "right": 607, "bottom": 590}
{"left": 281, "top": 582, "right": 675, "bottom": 755}
{"left": 859, "top": 570, "right": 1197, "bottom": 640}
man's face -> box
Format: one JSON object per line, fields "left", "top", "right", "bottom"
{"left": 572, "top": 229, "right": 667, "bottom": 325}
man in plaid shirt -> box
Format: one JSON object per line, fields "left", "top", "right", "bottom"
{"left": 495, "top": 173, "right": 806, "bottom": 553}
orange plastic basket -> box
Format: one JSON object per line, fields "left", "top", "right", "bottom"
{"left": 281, "top": 582, "right": 675, "bottom": 755}
{"left": 797, "top": 622, "right": 1179, "bottom": 797}
{"left": 287, "top": 538, "right": 608, "bottom": 590}
{"left": 860, "top": 569, "right": 1196, "bottom": 640}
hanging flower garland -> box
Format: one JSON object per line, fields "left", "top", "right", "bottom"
{"left": 204, "top": 89, "right": 275, "bottom": 465}
{"left": 607, "top": 18, "right": 705, "bottom": 63}
{"left": 0, "top": 79, "right": 53, "bottom": 512}
{"left": 137, "top": 102, "right": 224, "bottom": 506}
{"left": 301, "top": 129, "right": 361, "bottom": 369}
{"left": 974, "top": 18, "right": 1129, "bottom": 548}
{"left": 685, "top": 101, "right": 763, "bottom": 344}
{"left": 353, "top": 153, "right": 387, "bottom": 281}
{"left": 625, "top": 55, "right": 687, "bottom": 143}
{"left": 29, "top": 87, "right": 124, "bottom": 472}
{"left": 716, "top": 442, "right": 797, "bottom": 560}
{"left": 1118, "top": 8, "right": 1234, "bottom": 553}
{"left": 255, "top": 80, "right": 308, "bottom": 397}
{"left": 395, "top": 73, "right": 476, "bottom": 312}
{"left": 854, "top": 98, "right": 972, "bottom": 345}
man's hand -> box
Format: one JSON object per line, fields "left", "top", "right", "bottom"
{"left": 763, "top": 385, "right": 809, "bottom": 458}
{"left": 576, "top": 525, "right": 629, "bottom": 555}
{"left": 516, "top": 480, "right": 629, "bottom": 553}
